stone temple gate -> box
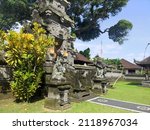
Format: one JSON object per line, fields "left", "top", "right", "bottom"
{"left": 31, "top": 0, "right": 109, "bottom": 109}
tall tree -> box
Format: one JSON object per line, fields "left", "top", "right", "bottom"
{"left": 68, "top": 0, "right": 133, "bottom": 44}
{"left": 0, "top": 0, "right": 36, "bottom": 30}
{"left": 0, "top": 0, "right": 132, "bottom": 44}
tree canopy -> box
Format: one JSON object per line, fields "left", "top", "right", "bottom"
{"left": 93, "top": 55, "right": 122, "bottom": 69}
{"left": 0, "top": 0, "right": 36, "bottom": 30}
{"left": 0, "top": 0, "right": 133, "bottom": 44}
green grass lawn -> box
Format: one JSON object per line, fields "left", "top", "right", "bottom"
{"left": 103, "top": 80, "right": 150, "bottom": 105}
{"left": 0, "top": 98, "right": 130, "bottom": 113}
{"left": 0, "top": 80, "right": 150, "bottom": 113}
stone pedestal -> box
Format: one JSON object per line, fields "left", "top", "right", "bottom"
{"left": 101, "top": 82, "right": 107, "bottom": 93}
{"left": 93, "top": 78, "right": 108, "bottom": 94}
{"left": 44, "top": 81, "right": 71, "bottom": 110}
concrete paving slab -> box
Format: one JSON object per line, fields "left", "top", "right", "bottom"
{"left": 88, "top": 97, "right": 150, "bottom": 113}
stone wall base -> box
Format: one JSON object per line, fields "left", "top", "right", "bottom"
{"left": 142, "top": 81, "right": 150, "bottom": 88}
{"left": 44, "top": 98, "right": 71, "bottom": 110}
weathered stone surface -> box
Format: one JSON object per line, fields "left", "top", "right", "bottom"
{"left": 32, "top": 0, "right": 74, "bottom": 40}
{"left": 45, "top": 83, "right": 71, "bottom": 109}
{"left": 0, "top": 65, "right": 12, "bottom": 93}
{"left": 45, "top": 74, "right": 52, "bottom": 84}
{"left": 47, "top": 87, "right": 60, "bottom": 99}
{"left": 31, "top": 0, "right": 109, "bottom": 109}
{"left": 93, "top": 78, "right": 108, "bottom": 94}
{"left": 37, "top": 1, "right": 75, "bottom": 108}
{"left": 43, "top": 63, "right": 53, "bottom": 74}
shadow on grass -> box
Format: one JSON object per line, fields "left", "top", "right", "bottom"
{"left": 127, "top": 82, "right": 141, "bottom": 86}
{"left": 12, "top": 85, "right": 47, "bottom": 103}
{"left": 0, "top": 90, "right": 45, "bottom": 103}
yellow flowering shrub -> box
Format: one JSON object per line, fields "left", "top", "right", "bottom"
{"left": 0, "top": 23, "right": 55, "bottom": 102}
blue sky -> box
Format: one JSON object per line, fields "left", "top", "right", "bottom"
{"left": 74, "top": 0, "right": 150, "bottom": 62}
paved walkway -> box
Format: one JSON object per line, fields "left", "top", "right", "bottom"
{"left": 88, "top": 97, "right": 150, "bottom": 113}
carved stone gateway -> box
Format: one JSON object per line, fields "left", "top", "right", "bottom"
{"left": 32, "top": 0, "right": 76, "bottom": 109}
{"left": 32, "top": 0, "right": 108, "bottom": 109}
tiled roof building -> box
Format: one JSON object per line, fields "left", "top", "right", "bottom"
{"left": 74, "top": 53, "right": 92, "bottom": 65}
{"left": 135, "top": 56, "right": 150, "bottom": 67}
{"left": 121, "top": 59, "right": 141, "bottom": 74}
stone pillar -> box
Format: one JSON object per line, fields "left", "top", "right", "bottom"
{"left": 44, "top": 82, "right": 71, "bottom": 110}
{"left": 32, "top": 0, "right": 77, "bottom": 108}
{"left": 44, "top": 49, "right": 72, "bottom": 110}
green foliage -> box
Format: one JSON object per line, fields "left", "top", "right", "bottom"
{"left": 103, "top": 58, "right": 121, "bottom": 66}
{"left": 0, "top": 23, "right": 55, "bottom": 102}
{"left": 93, "top": 55, "right": 121, "bottom": 69}
{"left": 68, "top": 0, "right": 132, "bottom": 42}
{"left": 103, "top": 58, "right": 121, "bottom": 69}
{"left": 0, "top": 0, "right": 36, "bottom": 30}
{"left": 79, "top": 48, "right": 91, "bottom": 59}
{"left": 109, "top": 20, "right": 133, "bottom": 44}
{"left": 11, "top": 70, "right": 42, "bottom": 102}
{"left": 0, "top": 0, "right": 132, "bottom": 44}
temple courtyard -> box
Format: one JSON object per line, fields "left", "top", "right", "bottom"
{"left": 0, "top": 80, "right": 150, "bottom": 113}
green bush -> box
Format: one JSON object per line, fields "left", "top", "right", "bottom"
{"left": 0, "top": 23, "right": 55, "bottom": 102}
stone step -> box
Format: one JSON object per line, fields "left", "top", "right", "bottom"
{"left": 77, "top": 91, "right": 90, "bottom": 98}
{"left": 71, "top": 91, "right": 97, "bottom": 102}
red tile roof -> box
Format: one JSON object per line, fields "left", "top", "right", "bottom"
{"left": 121, "top": 59, "right": 141, "bottom": 70}
{"left": 75, "top": 53, "right": 92, "bottom": 63}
